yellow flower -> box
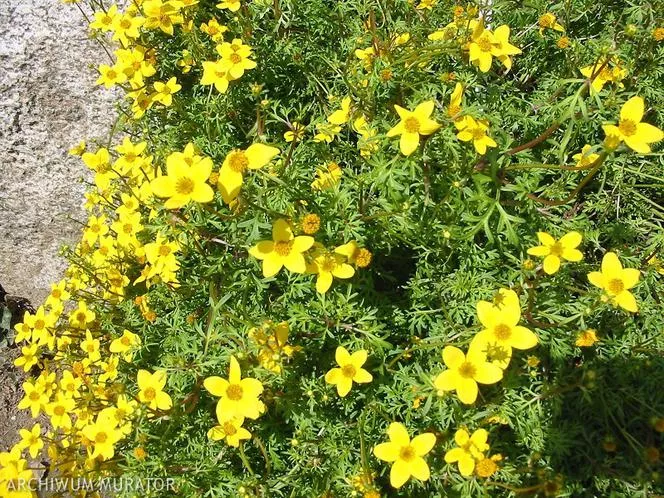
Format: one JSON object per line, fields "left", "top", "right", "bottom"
{"left": 14, "top": 343, "right": 40, "bottom": 372}
{"left": 152, "top": 77, "right": 182, "bottom": 106}
{"left": 434, "top": 344, "right": 503, "bottom": 405}
{"left": 90, "top": 4, "right": 119, "bottom": 31}
{"left": 654, "top": 27, "right": 664, "bottom": 41}
{"left": 201, "top": 60, "right": 231, "bottom": 93}
{"left": 137, "top": 370, "right": 173, "bottom": 411}
{"left": 80, "top": 330, "right": 101, "bottom": 362}
{"left": 150, "top": 148, "right": 214, "bottom": 209}
{"left": 575, "top": 329, "right": 599, "bottom": 347}
{"left": 284, "top": 121, "right": 306, "bottom": 142}
{"left": 248, "top": 219, "right": 314, "bottom": 278}
{"left": 18, "top": 381, "right": 48, "bottom": 418}
{"left": 68, "top": 140, "right": 86, "bottom": 156}
{"left": 538, "top": 13, "right": 564, "bottom": 35}
{"left": 200, "top": 18, "right": 228, "bottom": 41}
{"left": 493, "top": 25, "right": 522, "bottom": 70}
{"left": 82, "top": 415, "right": 123, "bottom": 460}
{"left": 373, "top": 422, "right": 436, "bottom": 488}
{"left": 143, "top": 0, "right": 183, "bottom": 35}
{"left": 602, "top": 96, "right": 664, "bottom": 154}
{"left": 96, "top": 64, "right": 128, "bottom": 88}
{"left": 312, "top": 162, "right": 342, "bottom": 190}
{"left": 579, "top": 59, "right": 627, "bottom": 93}
{"left": 327, "top": 97, "right": 352, "bottom": 125}
{"left": 324, "top": 346, "right": 372, "bottom": 397}
{"left": 526, "top": 231, "right": 583, "bottom": 274}
{"left": 208, "top": 416, "right": 252, "bottom": 447}
{"left": 476, "top": 454, "right": 502, "bottom": 478}
{"left": 310, "top": 249, "right": 356, "bottom": 293}
{"left": 444, "top": 428, "right": 489, "bottom": 476}
{"left": 216, "top": 0, "right": 241, "bottom": 11}
{"left": 587, "top": 252, "right": 640, "bottom": 312}
{"left": 217, "top": 39, "right": 257, "bottom": 80}
{"left": 17, "top": 424, "right": 43, "bottom": 459}
{"left": 204, "top": 356, "right": 265, "bottom": 419}
{"left": 46, "top": 393, "right": 75, "bottom": 429}
{"left": 557, "top": 36, "right": 570, "bottom": 49}
{"left": 217, "top": 144, "right": 280, "bottom": 203}
{"left": 572, "top": 145, "right": 600, "bottom": 168}
{"left": 469, "top": 22, "right": 501, "bottom": 72}
{"left": 455, "top": 116, "right": 497, "bottom": 155}
{"left": 473, "top": 289, "right": 538, "bottom": 359}
{"left": 313, "top": 122, "right": 342, "bottom": 143}
{"left": 386, "top": 101, "right": 441, "bottom": 156}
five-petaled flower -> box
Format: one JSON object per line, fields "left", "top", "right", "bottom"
{"left": 324, "top": 346, "right": 372, "bottom": 397}
{"left": 373, "top": 422, "right": 436, "bottom": 488}
{"left": 602, "top": 96, "right": 663, "bottom": 153}
{"left": 527, "top": 231, "right": 583, "bottom": 274}
{"left": 386, "top": 101, "right": 441, "bottom": 156}
{"left": 444, "top": 428, "right": 490, "bottom": 476}
{"left": 588, "top": 252, "right": 640, "bottom": 312}
{"left": 204, "top": 356, "right": 265, "bottom": 419}
{"left": 248, "top": 219, "right": 314, "bottom": 278}
{"left": 434, "top": 344, "right": 504, "bottom": 404}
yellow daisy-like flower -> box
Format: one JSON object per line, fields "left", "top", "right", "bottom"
{"left": 493, "top": 25, "right": 522, "bottom": 70}
{"left": 538, "top": 13, "right": 564, "bottom": 35}
{"left": 217, "top": 39, "right": 257, "bottom": 80}
{"left": 248, "top": 219, "right": 314, "bottom": 278}
{"left": 455, "top": 116, "right": 497, "bottom": 155}
{"left": 324, "top": 346, "right": 372, "bottom": 397}
{"left": 526, "top": 231, "right": 583, "bottom": 274}
{"left": 137, "top": 370, "right": 173, "bottom": 411}
{"left": 602, "top": 96, "right": 664, "bottom": 154}
{"left": 469, "top": 22, "right": 501, "bottom": 72}
{"left": 327, "top": 96, "right": 352, "bottom": 125}
{"left": 472, "top": 289, "right": 538, "bottom": 358}
{"left": 444, "top": 428, "right": 489, "bottom": 476}
{"left": 447, "top": 82, "right": 463, "bottom": 119}
{"left": 587, "top": 252, "right": 640, "bottom": 312}
{"left": 575, "top": 329, "right": 599, "bottom": 347}
{"left": 208, "top": 416, "right": 251, "bottom": 447}
{"left": 204, "top": 356, "right": 265, "bottom": 419}
{"left": 310, "top": 249, "right": 355, "bottom": 294}
{"left": 572, "top": 145, "right": 600, "bottom": 168}
{"left": 216, "top": 0, "right": 241, "bottom": 12}
{"left": 217, "top": 144, "right": 280, "bottom": 203}
{"left": 434, "top": 344, "right": 503, "bottom": 405}
{"left": 373, "top": 422, "right": 436, "bottom": 489}
{"left": 386, "top": 101, "right": 441, "bottom": 156}
{"left": 150, "top": 148, "right": 214, "bottom": 209}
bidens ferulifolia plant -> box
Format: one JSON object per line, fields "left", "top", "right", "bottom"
{"left": 2, "top": 0, "right": 664, "bottom": 496}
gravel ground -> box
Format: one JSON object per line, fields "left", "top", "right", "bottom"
{"left": 0, "top": 0, "right": 116, "bottom": 453}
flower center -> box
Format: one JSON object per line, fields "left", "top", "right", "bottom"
{"left": 76, "top": 312, "right": 87, "bottom": 323}
{"left": 159, "top": 245, "right": 171, "bottom": 257}
{"left": 230, "top": 53, "right": 242, "bottom": 64}
{"left": 494, "top": 323, "right": 512, "bottom": 341}
{"left": 471, "top": 127, "right": 485, "bottom": 141}
{"left": 274, "top": 240, "right": 293, "bottom": 257}
{"left": 52, "top": 289, "right": 62, "bottom": 299}
{"left": 404, "top": 117, "right": 420, "bottom": 133}
{"left": 549, "top": 242, "right": 563, "bottom": 257}
{"left": 399, "top": 445, "right": 416, "bottom": 462}
{"left": 54, "top": 406, "right": 65, "bottom": 417}
{"left": 175, "top": 176, "right": 195, "bottom": 195}
{"left": 320, "top": 255, "right": 336, "bottom": 272}
{"left": 143, "top": 387, "right": 156, "bottom": 401}
{"left": 458, "top": 361, "right": 476, "bottom": 378}
{"left": 223, "top": 422, "right": 237, "bottom": 435}
{"left": 123, "top": 223, "right": 134, "bottom": 234}
{"left": 228, "top": 151, "right": 249, "bottom": 173}
{"left": 618, "top": 119, "right": 636, "bottom": 136}
{"left": 478, "top": 34, "right": 493, "bottom": 52}
{"left": 226, "top": 384, "right": 244, "bottom": 401}
{"left": 95, "top": 433, "right": 108, "bottom": 444}
{"left": 30, "top": 392, "right": 41, "bottom": 401}
{"left": 35, "top": 319, "right": 45, "bottom": 330}
{"left": 121, "top": 336, "right": 131, "bottom": 346}
{"left": 607, "top": 278, "right": 624, "bottom": 294}
{"left": 341, "top": 364, "right": 356, "bottom": 378}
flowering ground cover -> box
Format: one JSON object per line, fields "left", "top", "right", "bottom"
{"left": 2, "top": 0, "right": 664, "bottom": 496}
